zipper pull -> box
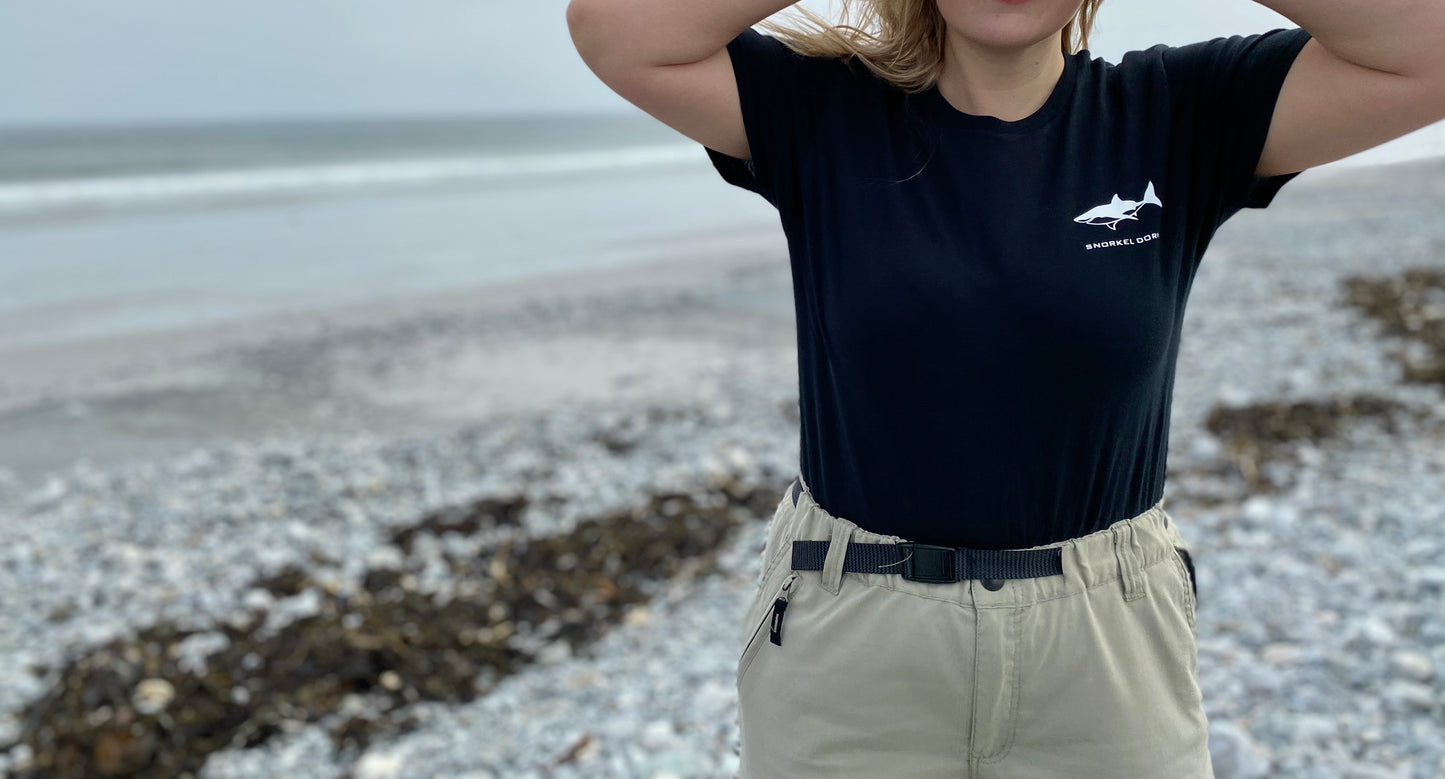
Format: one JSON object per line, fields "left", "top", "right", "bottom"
{"left": 769, "top": 574, "right": 799, "bottom": 646}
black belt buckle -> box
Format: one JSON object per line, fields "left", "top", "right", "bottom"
{"left": 898, "top": 543, "right": 958, "bottom": 583}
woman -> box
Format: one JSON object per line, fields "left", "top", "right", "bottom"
{"left": 567, "top": 0, "right": 1445, "bottom": 776}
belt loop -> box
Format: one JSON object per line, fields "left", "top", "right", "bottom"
{"left": 820, "top": 520, "right": 854, "bottom": 595}
{"left": 1113, "top": 520, "right": 1147, "bottom": 601}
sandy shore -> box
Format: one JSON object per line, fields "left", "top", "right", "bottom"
{"left": 0, "top": 227, "right": 796, "bottom": 487}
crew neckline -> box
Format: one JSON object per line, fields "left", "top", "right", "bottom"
{"left": 920, "top": 50, "right": 1079, "bottom": 135}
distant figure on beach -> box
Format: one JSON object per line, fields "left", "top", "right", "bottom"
{"left": 568, "top": 1, "right": 1445, "bottom": 776}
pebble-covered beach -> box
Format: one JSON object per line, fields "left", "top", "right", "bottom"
{"left": 2, "top": 156, "right": 1444, "bottom": 779}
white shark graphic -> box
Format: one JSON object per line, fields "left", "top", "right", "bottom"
{"left": 1073, "top": 181, "right": 1162, "bottom": 231}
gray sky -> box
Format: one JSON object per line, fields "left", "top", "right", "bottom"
{"left": 0, "top": 1, "right": 1299, "bottom": 126}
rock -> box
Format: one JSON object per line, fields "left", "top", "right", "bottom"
{"left": 1359, "top": 617, "right": 1398, "bottom": 645}
{"left": 1209, "top": 721, "right": 1271, "bottom": 779}
{"left": 1262, "top": 642, "right": 1302, "bottom": 666}
{"left": 1389, "top": 650, "right": 1435, "bottom": 681}
{"left": 1340, "top": 762, "right": 1408, "bottom": 779}
{"left": 1383, "top": 680, "right": 1437, "bottom": 711}
{"left": 1241, "top": 495, "right": 1275, "bottom": 525}
{"left": 171, "top": 630, "right": 230, "bottom": 675}
{"left": 132, "top": 678, "right": 175, "bottom": 715}
{"left": 640, "top": 719, "right": 678, "bottom": 749}
{"left": 537, "top": 640, "right": 572, "bottom": 665}
{"left": 1289, "top": 714, "right": 1338, "bottom": 744}
{"left": 354, "top": 751, "right": 404, "bottom": 779}
{"left": 643, "top": 746, "right": 711, "bottom": 779}
{"left": 1189, "top": 435, "right": 1224, "bottom": 461}
{"left": 23, "top": 476, "right": 67, "bottom": 511}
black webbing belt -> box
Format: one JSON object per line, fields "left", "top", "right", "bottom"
{"left": 790, "top": 540, "right": 1063, "bottom": 584}
{"left": 785, "top": 478, "right": 1064, "bottom": 585}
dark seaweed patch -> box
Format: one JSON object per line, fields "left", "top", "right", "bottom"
{"left": 4, "top": 478, "right": 781, "bottom": 778}
{"left": 1343, "top": 268, "right": 1445, "bottom": 386}
{"left": 1204, "top": 394, "right": 1415, "bottom": 489}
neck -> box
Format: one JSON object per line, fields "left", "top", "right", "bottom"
{"left": 934, "top": 32, "right": 1066, "bottom": 122}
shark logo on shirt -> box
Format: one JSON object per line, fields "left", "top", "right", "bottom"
{"left": 1073, "top": 181, "right": 1162, "bottom": 231}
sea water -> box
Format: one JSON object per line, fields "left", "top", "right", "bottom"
{"left": 0, "top": 112, "right": 780, "bottom": 350}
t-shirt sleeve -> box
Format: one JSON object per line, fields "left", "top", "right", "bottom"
{"left": 1161, "top": 27, "right": 1313, "bottom": 225}
{"left": 704, "top": 27, "right": 845, "bottom": 211}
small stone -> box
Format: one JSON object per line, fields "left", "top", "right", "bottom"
{"left": 640, "top": 719, "right": 677, "bottom": 749}
{"left": 367, "top": 546, "right": 405, "bottom": 571}
{"left": 1262, "top": 642, "right": 1302, "bottom": 666}
{"left": 243, "top": 588, "right": 274, "bottom": 612}
{"left": 1341, "top": 762, "right": 1408, "bottom": 779}
{"left": 1360, "top": 617, "right": 1397, "bottom": 645}
{"left": 1189, "top": 435, "right": 1224, "bottom": 461}
{"left": 354, "top": 751, "right": 404, "bottom": 779}
{"left": 378, "top": 670, "right": 403, "bottom": 691}
{"left": 537, "top": 641, "right": 572, "bottom": 665}
{"left": 1209, "top": 721, "right": 1271, "bottom": 779}
{"left": 132, "top": 678, "right": 175, "bottom": 715}
{"left": 1383, "top": 680, "right": 1436, "bottom": 711}
{"left": 1241, "top": 495, "right": 1274, "bottom": 525}
{"left": 1389, "top": 650, "right": 1435, "bottom": 681}
{"left": 644, "top": 746, "right": 710, "bottom": 779}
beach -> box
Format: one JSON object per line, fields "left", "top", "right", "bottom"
{"left": 2, "top": 147, "right": 1444, "bottom": 778}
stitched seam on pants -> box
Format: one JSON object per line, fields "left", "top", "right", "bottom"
{"left": 1168, "top": 549, "right": 1200, "bottom": 686}
{"left": 976, "top": 603, "right": 1028, "bottom": 764}
{"left": 969, "top": 605, "right": 983, "bottom": 761}
{"left": 759, "top": 523, "right": 801, "bottom": 594}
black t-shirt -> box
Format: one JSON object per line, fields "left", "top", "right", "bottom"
{"left": 704, "top": 25, "right": 1312, "bottom": 549}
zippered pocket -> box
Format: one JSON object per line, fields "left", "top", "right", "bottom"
{"left": 737, "top": 572, "right": 800, "bottom": 685}
{"left": 1169, "top": 546, "right": 1197, "bottom": 632}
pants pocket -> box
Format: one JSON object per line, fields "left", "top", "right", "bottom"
{"left": 1176, "top": 547, "right": 1197, "bottom": 603}
{"left": 1169, "top": 545, "right": 1198, "bottom": 632}
{"left": 737, "top": 572, "right": 801, "bottom": 685}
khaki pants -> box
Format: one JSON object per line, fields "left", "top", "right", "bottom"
{"left": 735, "top": 475, "right": 1211, "bottom": 779}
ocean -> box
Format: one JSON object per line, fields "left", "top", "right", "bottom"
{"left": 2, "top": 110, "right": 1440, "bottom": 353}
{"left": 0, "top": 113, "right": 780, "bottom": 351}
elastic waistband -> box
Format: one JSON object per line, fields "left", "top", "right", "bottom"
{"left": 783, "top": 473, "right": 1186, "bottom": 608}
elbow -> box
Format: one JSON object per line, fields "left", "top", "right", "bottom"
{"left": 564, "top": 0, "right": 592, "bottom": 40}
{"left": 566, "top": 0, "right": 611, "bottom": 71}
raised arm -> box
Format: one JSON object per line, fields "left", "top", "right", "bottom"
{"left": 565, "top": 0, "right": 800, "bottom": 162}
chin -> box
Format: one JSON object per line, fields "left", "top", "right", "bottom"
{"left": 952, "top": 23, "right": 1058, "bottom": 51}
{"left": 937, "top": 0, "right": 1081, "bottom": 48}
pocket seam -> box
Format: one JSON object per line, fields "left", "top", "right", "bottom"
{"left": 737, "top": 572, "right": 800, "bottom": 686}
{"left": 1169, "top": 546, "right": 1197, "bottom": 633}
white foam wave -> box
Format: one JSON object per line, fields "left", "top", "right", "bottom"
{"left": 0, "top": 142, "right": 702, "bottom": 217}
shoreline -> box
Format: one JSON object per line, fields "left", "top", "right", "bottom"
{"left": 0, "top": 231, "right": 794, "bottom": 488}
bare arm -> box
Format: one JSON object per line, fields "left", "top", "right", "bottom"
{"left": 565, "top": 0, "right": 802, "bottom": 161}
{"left": 1247, "top": 0, "right": 1445, "bottom": 178}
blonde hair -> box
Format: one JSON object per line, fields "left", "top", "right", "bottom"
{"left": 757, "top": 0, "right": 1104, "bottom": 93}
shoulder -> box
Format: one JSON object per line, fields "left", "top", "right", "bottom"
{"left": 735, "top": 27, "right": 900, "bottom": 101}
{"left": 1121, "top": 28, "right": 1313, "bottom": 82}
